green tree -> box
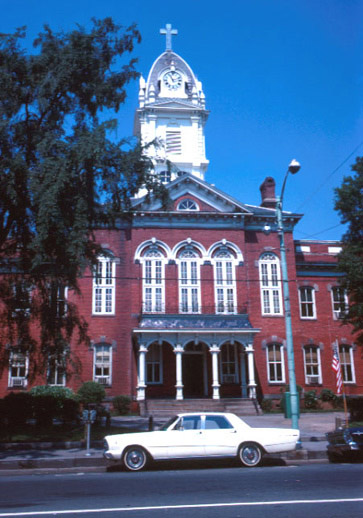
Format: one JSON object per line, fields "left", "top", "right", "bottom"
{"left": 0, "top": 19, "right": 166, "bottom": 376}
{"left": 334, "top": 157, "right": 363, "bottom": 345}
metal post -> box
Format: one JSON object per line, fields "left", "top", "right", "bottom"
{"left": 276, "top": 160, "right": 300, "bottom": 432}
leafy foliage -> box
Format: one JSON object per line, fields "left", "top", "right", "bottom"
{"left": 334, "top": 157, "right": 363, "bottom": 345}
{"left": 0, "top": 19, "right": 167, "bottom": 374}
{"left": 112, "top": 394, "right": 131, "bottom": 415}
{"left": 77, "top": 381, "right": 105, "bottom": 406}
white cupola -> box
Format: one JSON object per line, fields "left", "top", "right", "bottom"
{"left": 134, "top": 24, "right": 209, "bottom": 187}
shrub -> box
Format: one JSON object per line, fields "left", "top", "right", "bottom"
{"left": 113, "top": 395, "right": 131, "bottom": 415}
{"left": 3, "top": 392, "right": 33, "bottom": 427}
{"left": 347, "top": 397, "right": 363, "bottom": 421}
{"left": 319, "top": 388, "right": 336, "bottom": 402}
{"left": 77, "top": 381, "right": 105, "bottom": 406}
{"left": 304, "top": 390, "right": 319, "bottom": 409}
{"left": 30, "top": 385, "right": 79, "bottom": 425}
{"left": 32, "top": 395, "right": 56, "bottom": 427}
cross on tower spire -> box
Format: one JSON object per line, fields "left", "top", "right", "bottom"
{"left": 160, "top": 23, "right": 178, "bottom": 51}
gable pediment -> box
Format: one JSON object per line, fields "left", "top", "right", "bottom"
{"left": 132, "top": 174, "right": 252, "bottom": 214}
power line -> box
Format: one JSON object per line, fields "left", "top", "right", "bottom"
{"left": 294, "top": 141, "right": 363, "bottom": 213}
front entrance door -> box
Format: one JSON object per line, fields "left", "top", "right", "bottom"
{"left": 183, "top": 353, "right": 204, "bottom": 397}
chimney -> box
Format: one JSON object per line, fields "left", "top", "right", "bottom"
{"left": 260, "top": 177, "right": 277, "bottom": 208}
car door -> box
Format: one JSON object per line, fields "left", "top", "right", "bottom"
{"left": 202, "top": 415, "right": 239, "bottom": 456}
{"left": 166, "top": 415, "right": 206, "bottom": 458}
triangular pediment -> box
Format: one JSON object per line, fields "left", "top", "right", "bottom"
{"left": 132, "top": 174, "right": 253, "bottom": 214}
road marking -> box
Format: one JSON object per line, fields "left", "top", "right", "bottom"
{"left": 0, "top": 498, "right": 363, "bottom": 516}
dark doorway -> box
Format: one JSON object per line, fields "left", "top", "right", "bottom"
{"left": 183, "top": 353, "right": 204, "bottom": 397}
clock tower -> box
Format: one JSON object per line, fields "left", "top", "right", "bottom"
{"left": 134, "top": 24, "right": 209, "bottom": 186}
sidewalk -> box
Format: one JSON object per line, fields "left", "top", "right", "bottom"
{"left": 0, "top": 412, "right": 345, "bottom": 474}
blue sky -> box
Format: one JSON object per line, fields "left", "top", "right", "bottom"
{"left": 2, "top": 0, "right": 362, "bottom": 240}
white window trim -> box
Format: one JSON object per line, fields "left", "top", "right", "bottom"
{"left": 331, "top": 287, "right": 348, "bottom": 320}
{"left": 92, "top": 257, "right": 116, "bottom": 315}
{"left": 8, "top": 351, "right": 29, "bottom": 388}
{"left": 48, "top": 356, "right": 66, "bottom": 386}
{"left": 177, "top": 254, "right": 202, "bottom": 314}
{"left": 213, "top": 255, "right": 237, "bottom": 315}
{"left": 93, "top": 344, "right": 112, "bottom": 386}
{"left": 339, "top": 345, "right": 356, "bottom": 384}
{"left": 140, "top": 251, "right": 166, "bottom": 313}
{"left": 303, "top": 346, "right": 322, "bottom": 384}
{"left": 177, "top": 199, "right": 199, "bottom": 211}
{"left": 298, "top": 286, "right": 317, "bottom": 319}
{"left": 219, "top": 343, "right": 239, "bottom": 384}
{"left": 266, "top": 344, "right": 286, "bottom": 384}
{"left": 146, "top": 343, "right": 163, "bottom": 385}
{"left": 259, "top": 254, "right": 283, "bottom": 316}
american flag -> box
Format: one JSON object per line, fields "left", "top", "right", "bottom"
{"left": 332, "top": 347, "right": 343, "bottom": 394}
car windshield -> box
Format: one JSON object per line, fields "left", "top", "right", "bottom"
{"left": 159, "top": 415, "right": 179, "bottom": 431}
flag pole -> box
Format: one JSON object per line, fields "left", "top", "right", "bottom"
{"left": 335, "top": 340, "right": 349, "bottom": 428}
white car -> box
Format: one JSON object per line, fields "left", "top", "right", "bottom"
{"left": 104, "top": 412, "right": 300, "bottom": 471}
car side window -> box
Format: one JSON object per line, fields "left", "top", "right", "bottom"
{"left": 181, "top": 416, "right": 202, "bottom": 430}
{"left": 205, "top": 416, "right": 234, "bottom": 429}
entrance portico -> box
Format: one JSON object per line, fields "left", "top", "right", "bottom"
{"left": 133, "top": 315, "right": 260, "bottom": 402}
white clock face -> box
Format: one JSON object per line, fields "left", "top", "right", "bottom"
{"left": 163, "top": 71, "right": 182, "bottom": 90}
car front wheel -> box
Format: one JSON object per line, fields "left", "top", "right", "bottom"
{"left": 123, "top": 446, "right": 148, "bottom": 471}
{"left": 238, "top": 443, "right": 262, "bottom": 467}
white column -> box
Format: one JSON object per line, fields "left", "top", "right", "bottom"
{"left": 136, "top": 344, "right": 148, "bottom": 401}
{"left": 174, "top": 344, "right": 184, "bottom": 400}
{"left": 210, "top": 344, "right": 220, "bottom": 400}
{"left": 245, "top": 343, "right": 257, "bottom": 398}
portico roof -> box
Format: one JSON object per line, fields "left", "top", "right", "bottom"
{"left": 133, "top": 314, "right": 260, "bottom": 347}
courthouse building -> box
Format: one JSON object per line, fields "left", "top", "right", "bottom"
{"left": 2, "top": 26, "right": 361, "bottom": 413}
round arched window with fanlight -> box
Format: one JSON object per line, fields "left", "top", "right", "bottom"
{"left": 177, "top": 199, "right": 199, "bottom": 211}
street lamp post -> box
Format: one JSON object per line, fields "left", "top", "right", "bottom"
{"left": 276, "top": 159, "right": 301, "bottom": 431}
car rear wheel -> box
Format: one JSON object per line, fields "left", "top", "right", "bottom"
{"left": 123, "top": 446, "right": 148, "bottom": 471}
{"left": 238, "top": 443, "right": 262, "bottom": 467}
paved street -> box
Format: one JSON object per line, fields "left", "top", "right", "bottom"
{"left": 0, "top": 463, "right": 362, "bottom": 517}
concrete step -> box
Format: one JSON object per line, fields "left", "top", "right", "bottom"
{"left": 140, "top": 399, "right": 259, "bottom": 418}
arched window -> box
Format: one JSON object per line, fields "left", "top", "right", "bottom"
{"left": 177, "top": 199, "right": 199, "bottom": 211}
{"left": 178, "top": 248, "right": 200, "bottom": 313}
{"left": 142, "top": 248, "right": 165, "bottom": 313}
{"left": 259, "top": 253, "right": 282, "bottom": 315}
{"left": 213, "top": 249, "right": 236, "bottom": 314}
{"left": 303, "top": 345, "right": 322, "bottom": 384}
{"left": 266, "top": 343, "right": 285, "bottom": 383}
{"left": 92, "top": 256, "right": 115, "bottom": 314}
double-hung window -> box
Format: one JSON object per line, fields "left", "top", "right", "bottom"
{"left": 339, "top": 345, "right": 355, "bottom": 383}
{"left": 214, "top": 251, "right": 236, "bottom": 314}
{"left": 8, "top": 351, "right": 28, "bottom": 388}
{"left": 259, "top": 254, "right": 282, "bottom": 315}
{"left": 48, "top": 355, "right": 66, "bottom": 386}
{"left": 299, "top": 287, "right": 316, "bottom": 319}
{"left": 93, "top": 257, "right": 115, "bottom": 315}
{"left": 179, "top": 250, "right": 200, "bottom": 313}
{"left": 266, "top": 343, "right": 285, "bottom": 383}
{"left": 220, "top": 343, "right": 238, "bottom": 383}
{"left": 146, "top": 343, "right": 162, "bottom": 384}
{"left": 94, "top": 345, "right": 112, "bottom": 385}
{"left": 331, "top": 287, "right": 348, "bottom": 320}
{"left": 304, "top": 346, "right": 322, "bottom": 384}
{"left": 143, "top": 250, "right": 165, "bottom": 313}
